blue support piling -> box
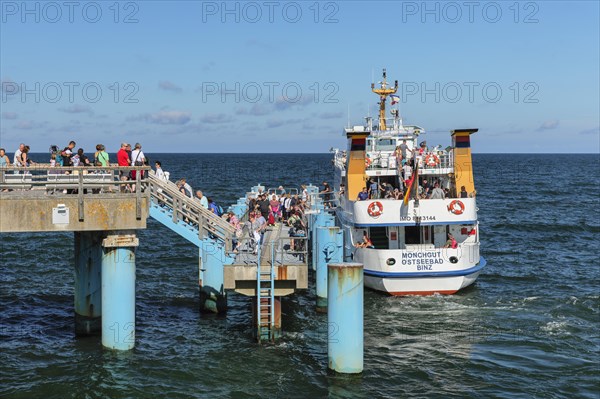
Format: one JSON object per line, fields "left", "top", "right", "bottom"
{"left": 327, "top": 262, "right": 363, "bottom": 374}
{"left": 311, "top": 209, "right": 335, "bottom": 271}
{"left": 315, "top": 227, "right": 343, "bottom": 312}
{"left": 74, "top": 231, "right": 103, "bottom": 335}
{"left": 101, "top": 232, "right": 138, "bottom": 350}
{"left": 199, "top": 239, "right": 232, "bottom": 314}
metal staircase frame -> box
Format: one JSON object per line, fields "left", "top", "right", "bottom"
{"left": 147, "top": 173, "right": 234, "bottom": 250}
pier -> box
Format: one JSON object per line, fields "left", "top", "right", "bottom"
{"left": 0, "top": 166, "right": 332, "bottom": 348}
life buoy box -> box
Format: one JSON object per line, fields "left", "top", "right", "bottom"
{"left": 447, "top": 200, "right": 465, "bottom": 215}
{"left": 425, "top": 153, "right": 440, "bottom": 167}
{"left": 367, "top": 201, "right": 383, "bottom": 218}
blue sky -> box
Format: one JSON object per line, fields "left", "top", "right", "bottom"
{"left": 1, "top": 0, "right": 598, "bottom": 153}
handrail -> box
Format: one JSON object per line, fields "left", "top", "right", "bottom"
{"left": 147, "top": 173, "right": 234, "bottom": 249}
{"left": 0, "top": 165, "right": 150, "bottom": 221}
{"left": 0, "top": 165, "right": 150, "bottom": 193}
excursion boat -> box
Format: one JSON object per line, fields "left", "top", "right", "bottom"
{"left": 332, "top": 70, "right": 486, "bottom": 295}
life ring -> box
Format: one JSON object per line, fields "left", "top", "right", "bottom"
{"left": 365, "top": 157, "right": 372, "bottom": 167}
{"left": 447, "top": 200, "right": 465, "bottom": 215}
{"left": 367, "top": 201, "right": 383, "bottom": 218}
{"left": 424, "top": 153, "right": 440, "bottom": 167}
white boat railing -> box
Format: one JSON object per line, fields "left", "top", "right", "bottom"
{"left": 366, "top": 151, "right": 453, "bottom": 171}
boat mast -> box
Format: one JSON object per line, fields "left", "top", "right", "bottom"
{"left": 371, "top": 68, "right": 398, "bottom": 131}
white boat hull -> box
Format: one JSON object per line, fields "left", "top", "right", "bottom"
{"left": 350, "top": 242, "right": 485, "bottom": 296}
{"left": 364, "top": 267, "right": 483, "bottom": 296}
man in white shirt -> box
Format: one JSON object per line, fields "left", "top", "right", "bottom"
{"left": 13, "top": 143, "right": 24, "bottom": 166}
{"left": 155, "top": 161, "right": 167, "bottom": 181}
{"left": 131, "top": 143, "right": 145, "bottom": 165}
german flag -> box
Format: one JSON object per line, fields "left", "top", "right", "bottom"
{"left": 403, "top": 162, "right": 419, "bottom": 206}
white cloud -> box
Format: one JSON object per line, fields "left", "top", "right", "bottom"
{"left": 58, "top": 104, "right": 93, "bottom": 114}
{"left": 536, "top": 120, "right": 559, "bottom": 131}
{"left": 579, "top": 126, "right": 599, "bottom": 135}
{"left": 200, "top": 113, "right": 233, "bottom": 124}
{"left": 2, "top": 112, "right": 18, "bottom": 120}
{"left": 146, "top": 110, "right": 191, "bottom": 125}
{"left": 158, "top": 80, "right": 182, "bottom": 93}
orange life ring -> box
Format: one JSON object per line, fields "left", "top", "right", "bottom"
{"left": 365, "top": 157, "right": 372, "bottom": 167}
{"left": 367, "top": 201, "right": 383, "bottom": 218}
{"left": 425, "top": 153, "right": 440, "bottom": 167}
{"left": 447, "top": 200, "right": 465, "bottom": 215}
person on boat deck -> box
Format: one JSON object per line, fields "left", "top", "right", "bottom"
{"left": 402, "top": 161, "right": 413, "bottom": 188}
{"left": 460, "top": 185, "right": 468, "bottom": 198}
{"left": 429, "top": 182, "right": 445, "bottom": 199}
{"left": 368, "top": 179, "right": 379, "bottom": 199}
{"left": 357, "top": 187, "right": 369, "bottom": 201}
{"left": 354, "top": 231, "right": 374, "bottom": 249}
{"left": 418, "top": 141, "right": 427, "bottom": 156}
{"left": 399, "top": 140, "right": 412, "bottom": 163}
{"left": 444, "top": 233, "right": 458, "bottom": 249}
{"left": 393, "top": 188, "right": 403, "bottom": 200}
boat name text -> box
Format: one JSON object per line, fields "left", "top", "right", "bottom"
{"left": 401, "top": 251, "right": 444, "bottom": 268}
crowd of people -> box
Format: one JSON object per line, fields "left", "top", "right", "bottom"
{"left": 1, "top": 141, "right": 149, "bottom": 171}
{"left": 357, "top": 175, "right": 466, "bottom": 201}
{"left": 238, "top": 189, "right": 309, "bottom": 254}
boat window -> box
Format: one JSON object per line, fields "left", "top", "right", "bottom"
{"left": 375, "top": 139, "right": 396, "bottom": 151}
{"left": 405, "top": 226, "right": 420, "bottom": 244}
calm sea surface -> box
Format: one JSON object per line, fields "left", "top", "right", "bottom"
{"left": 1, "top": 153, "right": 599, "bottom": 398}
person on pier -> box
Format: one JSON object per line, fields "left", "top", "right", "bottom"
{"left": 195, "top": 190, "right": 208, "bottom": 209}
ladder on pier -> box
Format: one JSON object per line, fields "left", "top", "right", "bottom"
{"left": 256, "top": 230, "right": 277, "bottom": 343}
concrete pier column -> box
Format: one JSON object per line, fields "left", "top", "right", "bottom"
{"left": 311, "top": 210, "right": 335, "bottom": 271}
{"left": 316, "top": 227, "right": 343, "bottom": 312}
{"left": 74, "top": 231, "right": 103, "bottom": 335}
{"left": 199, "top": 239, "right": 228, "bottom": 314}
{"left": 101, "top": 232, "right": 138, "bottom": 350}
{"left": 328, "top": 263, "right": 363, "bottom": 374}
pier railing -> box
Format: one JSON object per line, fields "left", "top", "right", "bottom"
{"left": 0, "top": 165, "right": 151, "bottom": 230}
{"left": 147, "top": 172, "right": 235, "bottom": 249}
{"left": 0, "top": 165, "right": 150, "bottom": 217}
{"left": 0, "top": 165, "right": 151, "bottom": 193}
